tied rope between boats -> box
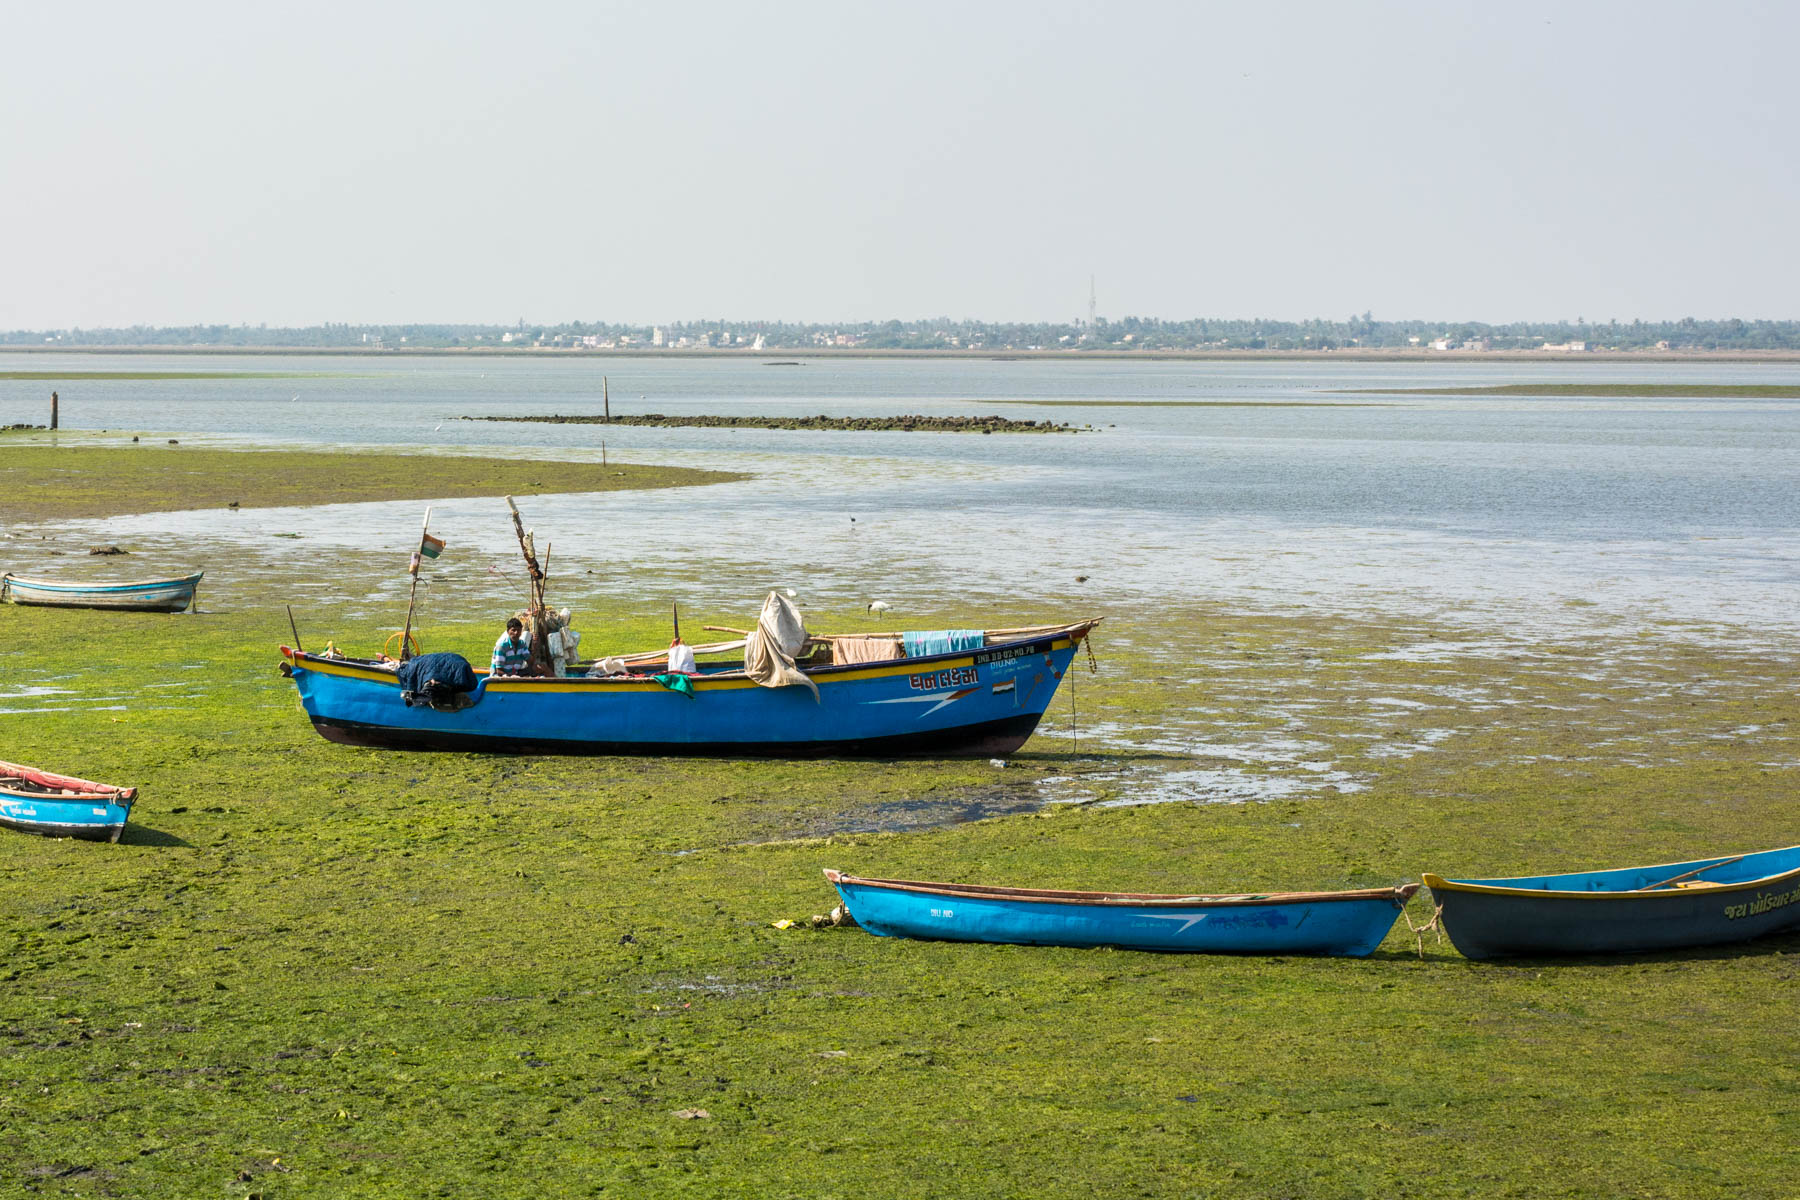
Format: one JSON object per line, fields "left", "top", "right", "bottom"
{"left": 1401, "top": 899, "right": 1446, "bottom": 959}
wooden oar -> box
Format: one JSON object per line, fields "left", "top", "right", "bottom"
{"left": 1641, "top": 856, "right": 1745, "bottom": 891}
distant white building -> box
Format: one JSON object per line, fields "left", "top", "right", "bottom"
{"left": 1430, "top": 337, "right": 1455, "bottom": 351}
{"left": 652, "top": 327, "right": 665, "bottom": 347}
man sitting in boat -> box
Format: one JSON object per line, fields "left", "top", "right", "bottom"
{"left": 491, "top": 617, "right": 532, "bottom": 676}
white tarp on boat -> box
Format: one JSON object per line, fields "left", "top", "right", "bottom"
{"left": 744, "top": 591, "right": 819, "bottom": 699}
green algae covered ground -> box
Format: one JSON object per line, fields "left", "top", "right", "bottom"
{"left": 3, "top": 481, "right": 1799, "bottom": 1196}
{"left": 0, "top": 442, "right": 739, "bottom": 523}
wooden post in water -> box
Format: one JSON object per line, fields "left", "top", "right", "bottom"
{"left": 50, "top": 391, "right": 58, "bottom": 430}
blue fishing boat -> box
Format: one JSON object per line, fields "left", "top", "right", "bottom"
{"left": 1423, "top": 845, "right": 1800, "bottom": 959}
{"left": 0, "top": 760, "right": 137, "bottom": 843}
{"left": 823, "top": 870, "right": 1420, "bottom": 956}
{"left": 279, "top": 616, "right": 1100, "bottom": 757}
{"left": 1, "top": 570, "right": 203, "bottom": 613}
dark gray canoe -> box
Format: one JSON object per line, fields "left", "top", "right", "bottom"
{"left": 1423, "top": 845, "right": 1800, "bottom": 959}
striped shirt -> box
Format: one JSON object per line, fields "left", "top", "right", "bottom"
{"left": 491, "top": 633, "right": 531, "bottom": 675}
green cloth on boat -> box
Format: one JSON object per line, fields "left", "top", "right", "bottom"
{"left": 653, "top": 673, "right": 696, "bottom": 697}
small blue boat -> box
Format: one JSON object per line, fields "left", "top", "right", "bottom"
{"left": 1423, "top": 844, "right": 1800, "bottom": 959}
{"left": 0, "top": 760, "right": 137, "bottom": 843}
{"left": 280, "top": 619, "right": 1099, "bottom": 757}
{"left": 2, "top": 570, "right": 203, "bottom": 613}
{"left": 824, "top": 870, "right": 1420, "bottom": 956}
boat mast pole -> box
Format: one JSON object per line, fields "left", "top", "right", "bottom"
{"left": 398, "top": 506, "right": 429, "bottom": 662}
{"left": 504, "top": 496, "right": 553, "bottom": 675}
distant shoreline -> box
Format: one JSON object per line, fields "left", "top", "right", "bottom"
{"left": 1343, "top": 383, "right": 1800, "bottom": 398}
{"left": 4, "top": 346, "right": 1800, "bottom": 364}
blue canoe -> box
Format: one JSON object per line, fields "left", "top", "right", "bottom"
{"left": 824, "top": 870, "right": 1421, "bottom": 956}
{"left": 0, "top": 760, "right": 137, "bottom": 843}
{"left": 1423, "top": 844, "right": 1800, "bottom": 959}
{"left": 279, "top": 620, "right": 1098, "bottom": 757}
{"left": 2, "top": 570, "right": 202, "bottom": 613}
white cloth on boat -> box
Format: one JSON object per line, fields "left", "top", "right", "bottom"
{"left": 832, "top": 635, "right": 903, "bottom": 664}
{"left": 534, "top": 610, "right": 578, "bottom": 676}
{"left": 743, "top": 590, "right": 819, "bottom": 700}
{"left": 587, "top": 656, "right": 629, "bottom": 677}
{"left": 667, "top": 641, "right": 698, "bottom": 674}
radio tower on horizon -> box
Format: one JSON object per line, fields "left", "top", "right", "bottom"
{"left": 1087, "top": 275, "right": 1097, "bottom": 329}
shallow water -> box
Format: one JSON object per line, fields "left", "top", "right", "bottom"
{"left": 7, "top": 351, "right": 1800, "bottom": 640}
{"left": 6, "top": 353, "right": 1799, "bottom": 813}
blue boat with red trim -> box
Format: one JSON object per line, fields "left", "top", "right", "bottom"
{"left": 824, "top": 870, "right": 1420, "bottom": 956}
{"left": 1423, "top": 844, "right": 1800, "bottom": 959}
{"left": 279, "top": 616, "right": 1099, "bottom": 757}
{"left": 0, "top": 760, "right": 137, "bottom": 843}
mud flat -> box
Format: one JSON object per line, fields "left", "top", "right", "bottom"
{"left": 3, "top": 501, "right": 1798, "bottom": 1197}
{"left": 0, "top": 441, "right": 742, "bottom": 522}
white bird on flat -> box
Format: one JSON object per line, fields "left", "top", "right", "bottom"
{"left": 867, "top": 600, "right": 891, "bottom": 614}
{"left": 784, "top": 588, "right": 797, "bottom": 598}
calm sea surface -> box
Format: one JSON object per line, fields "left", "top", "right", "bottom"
{"left": 5, "top": 353, "right": 1799, "bottom": 640}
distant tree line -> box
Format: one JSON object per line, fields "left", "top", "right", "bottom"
{"left": 4, "top": 316, "right": 1798, "bottom": 351}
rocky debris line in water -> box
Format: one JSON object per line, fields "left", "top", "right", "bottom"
{"left": 3, "top": 424, "right": 47, "bottom": 431}
{"left": 462, "top": 413, "right": 1082, "bottom": 433}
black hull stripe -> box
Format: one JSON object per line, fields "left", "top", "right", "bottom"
{"left": 0, "top": 818, "right": 126, "bottom": 842}
{"left": 310, "top": 713, "right": 1044, "bottom": 758}
{"left": 8, "top": 599, "right": 192, "bottom": 613}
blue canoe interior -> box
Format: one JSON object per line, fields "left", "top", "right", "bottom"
{"left": 824, "top": 870, "right": 1421, "bottom": 957}
{"left": 0, "top": 759, "right": 137, "bottom": 844}
{"left": 1422, "top": 844, "right": 1800, "bottom": 959}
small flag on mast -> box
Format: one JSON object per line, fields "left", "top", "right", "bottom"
{"left": 419, "top": 532, "right": 446, "bottom": 559}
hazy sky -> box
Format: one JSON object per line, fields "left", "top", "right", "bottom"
{"left": 4, "top": 2, "right": 1795, "bottom": 327}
